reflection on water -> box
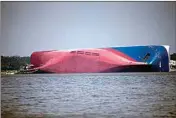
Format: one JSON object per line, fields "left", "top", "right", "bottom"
{"left": 1, "top": 73, "right": 176, "bottom": 118}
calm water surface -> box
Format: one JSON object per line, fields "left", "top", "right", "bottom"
{"left": 1, "top": 73, "right": 176, "bottom": 118}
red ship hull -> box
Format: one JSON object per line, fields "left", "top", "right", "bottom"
{"left": 28, "top": 45, "right": 170, "bottom": 73}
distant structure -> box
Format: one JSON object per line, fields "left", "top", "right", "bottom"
{"left": 23, "top": 45, "right": 170, "bottom": 73}
{"left": 170, "top": 60, "right": 176, "bottom": 69}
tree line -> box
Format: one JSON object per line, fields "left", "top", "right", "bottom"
{"left": 170, "top": 53, "right": 176, "bottom": 61}
{"left": 1, "top": 53, "right": 176, "bottom": 71}
{"left": 1, "top": 56, "right": 30, "bottom": 71}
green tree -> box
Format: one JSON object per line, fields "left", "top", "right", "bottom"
{"left": 170, "top": 53, "right": 176, "bottom": 61}
{"left": 1, "top": 56, "right": 30, "bottom": 71}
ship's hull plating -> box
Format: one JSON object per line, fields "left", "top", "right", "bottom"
{"left": 29, "top": 45, "right": 170, "bottom": 73}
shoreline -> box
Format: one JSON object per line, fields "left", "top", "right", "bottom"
{"left": 1, "top": 69, "right": 176, "bottom": 75}
{"left": 1, "top": 70, "right": 19, "bottom": 75}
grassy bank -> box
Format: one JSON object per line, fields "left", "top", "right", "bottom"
{"left": 1, "top": 70, "right": 19, "bottom": 75}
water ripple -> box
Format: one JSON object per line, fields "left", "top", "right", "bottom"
{"left": 1, "top": 73, "right": 176, "bottom": 118}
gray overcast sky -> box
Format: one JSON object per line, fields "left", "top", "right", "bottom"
{"left": 1, "top": 2, "right": 176, "bottom": 56}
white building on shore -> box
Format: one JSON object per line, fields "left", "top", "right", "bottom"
{"left": 170, "top": 60, "right": 176, "bottom": 69}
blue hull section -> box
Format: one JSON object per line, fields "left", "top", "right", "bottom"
{"left": 111, "top": 45, "right": 170, "bottom": 72}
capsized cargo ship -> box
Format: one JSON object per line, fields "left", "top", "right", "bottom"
{"left": 25, "top": 45, "right": 170, "bottom": 73}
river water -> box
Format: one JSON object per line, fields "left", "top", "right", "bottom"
{"left": 1, "top": 73, "right": 176, "bottom": 118}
